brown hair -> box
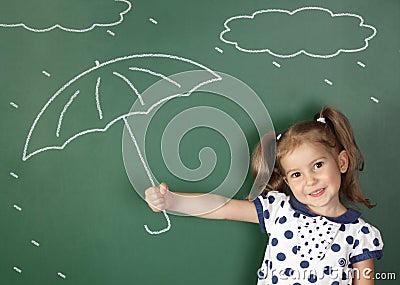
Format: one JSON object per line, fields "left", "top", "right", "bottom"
{"left": 251, "top": 106, "right": 374, "bottom": 208}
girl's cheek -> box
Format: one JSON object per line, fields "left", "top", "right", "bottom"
{"left": 289, "top": 178, "right": 301, "bottom": 186}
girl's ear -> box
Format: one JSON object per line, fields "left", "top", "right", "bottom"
{"left": 338, "top": 150, "right": 349, "bottom": 173}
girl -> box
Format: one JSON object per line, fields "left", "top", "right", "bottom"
{"left": 145, "top": 106, "right": 383, "bottom": 285}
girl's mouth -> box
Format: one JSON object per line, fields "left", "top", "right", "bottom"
{"left": 309, "top": 188, "right": 326, "bottom": 198}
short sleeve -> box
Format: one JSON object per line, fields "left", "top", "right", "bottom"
{"left": 253, "top": 191, "right": 289, "bottom": 234}
{"left": 349, "top": 223, "right": 384, "bottom": 264}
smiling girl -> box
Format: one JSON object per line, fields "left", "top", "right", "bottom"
{"left": 145, "top": 106, "right": 383, "bottom": 284}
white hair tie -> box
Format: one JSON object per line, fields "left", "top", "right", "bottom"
{"left": 317, "top": 117, "right": 326, "bottom": 124}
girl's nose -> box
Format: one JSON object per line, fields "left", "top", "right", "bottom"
{"left": 305, "top": 174, "right": 317, "bottom": 186}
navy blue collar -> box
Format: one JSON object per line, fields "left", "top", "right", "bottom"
{"left": 289, "top": 195, "right": 361, "bottom": 224}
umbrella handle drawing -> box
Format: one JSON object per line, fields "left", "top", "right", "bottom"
{"left": 123, "top": 117, "right": 171, "bottom": 235}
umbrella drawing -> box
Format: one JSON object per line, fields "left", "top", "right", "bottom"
{"left": 22, "top": 54, "right": 275, "bottom": 234}
{"left": 22, "top": 54, "right": 222, "bottom": 234}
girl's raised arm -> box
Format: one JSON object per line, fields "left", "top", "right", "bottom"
{"left": 145, "top": 183, "right": 259, "bottom": 223}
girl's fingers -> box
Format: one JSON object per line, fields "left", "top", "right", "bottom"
{"left": 144, "top": 184, "right": 169, "bottom": 212}
{"left": 150, "top": 191, "right": 161, "bottom": 201}
{"left": 146, "top": 187, "right": 162, "bottom": 199}
{"left": 160, "top": 182, "right": 169, "bottom": 194}
{"left": 152, "top": 197, "right": 165, "bottom": 206}
{"left": 150, "top": 198, "right": 166, "bottom": 211}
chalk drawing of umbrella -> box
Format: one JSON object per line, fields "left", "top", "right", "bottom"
{"left": 22, "top": 54, "right": 222, "bottom": 233}
{"left": 23, "top": 54, "right": 221, "bottom": 161}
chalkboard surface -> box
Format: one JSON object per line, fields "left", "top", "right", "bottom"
{"left": 1, "top": 0, "right": 398, "bottom": 284}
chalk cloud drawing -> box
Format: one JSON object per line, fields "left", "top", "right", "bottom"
{"left": 220, "top": 6, "right": 377, "bottom": 58}
{"left": 0, "top": 0, "right": 131, "bottom": 33}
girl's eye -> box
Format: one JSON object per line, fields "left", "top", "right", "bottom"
{"left": 291, "top": 172, "right": 301, "bottom": 178}
{"left": 314, "top": 161, "right": 324, "bottom": 169}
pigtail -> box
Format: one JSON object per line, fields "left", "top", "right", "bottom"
{"left": 317, "top": 107, "right": 374, "bottom": 208}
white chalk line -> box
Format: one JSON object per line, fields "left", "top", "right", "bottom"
{"left": 129, "top": 67, "right": 181, "bottom": 87}
{"left": 42, "top": 70, "right": 51, "bottom": 77}
{"left": 95, "top": 77, "right": 103, "bottom": 119}
{"left": 324, "top": 79, "right": 333, "bottom": 85}
{"left": 57, "top": 272, "right": 66, "bottom": 279}
{"left": 214, "top": 47, "right": 224, "bottom": 53}
{"left": 0, "top": 0, "right": 132, "bottom": 33}
{"left": 13, "top": 204, "right": 22, "bottom": 211}
{"left": 10, "top": 172, "right": 19, "bottom": 179}
{"left": 149, "top": 18, "right": 158, "bottom": 24}
{"left": 145, "top": 211, "right": 172, "bottom": 235}
{"left": 113, "top": 72, "right": 145, "bottom": 105}
{"left": 13, "top": 266, "right": 22, "bottom": 273}
{"left": 56, "top": 90, "right": 80, "bottom": 138}
{"left": 10, "top": 102, "right": 19, "bottom": 108}
{"left": 272, "top": 61, "right": 281, "bottom": 68}
{"left": 219, "top": 6, "right": 377, "bottom": 59}
{"left": 123, "top": 118, "right": 170, "bottom": 235}
{"left": 122, "top": 118, "right": 155, "bottom": 187}
{"left": 370, "top": 96, "right": 379, "bottom": 103}
{"left": 357, "top": 61, "right": 366, "bottom": 68}
{"left": 107, "top": 30, "right": 115, "bottom": 36}
{"left": 23, "top": 53, "right": 221, "bottom": 162}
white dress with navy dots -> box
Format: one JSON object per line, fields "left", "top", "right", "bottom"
{"left": 254, "top": 191, "right": 383, "bottom": 285}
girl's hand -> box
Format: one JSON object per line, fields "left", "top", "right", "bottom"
{"left": 145, "top": 182, "right": 170, "bottom": 212}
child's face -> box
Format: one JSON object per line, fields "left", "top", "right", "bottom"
{"left": 280, "top": 142, "right": 349, "bottom": 216}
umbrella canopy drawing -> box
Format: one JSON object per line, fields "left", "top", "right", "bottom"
{"left": 22, "top": 54, "right": 221, "bottom": 161}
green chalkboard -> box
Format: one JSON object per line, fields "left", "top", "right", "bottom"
{"left": 1, "top": 0, "right": 399, "bottom": 284}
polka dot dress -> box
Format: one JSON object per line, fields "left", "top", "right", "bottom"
{"left": 254, "top": 191, "right": 383, "bottom": 285}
